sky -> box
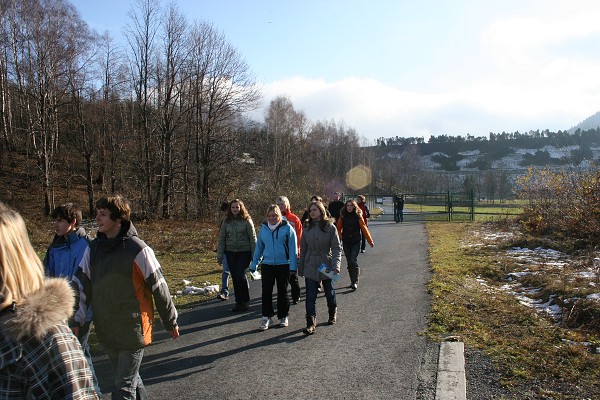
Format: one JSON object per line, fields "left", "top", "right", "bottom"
{"left": 73, "top": 0, "right": 600, "bottom": 144}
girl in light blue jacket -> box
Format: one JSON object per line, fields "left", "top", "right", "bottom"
{"left": 250, "top": 205, "right": 298, "bottom": 330}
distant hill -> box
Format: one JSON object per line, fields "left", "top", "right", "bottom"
{"left": 374, "top": 128, "right": 600, "bottom": 172}
{"left": 569, "top": 110, "right": 600, "bottom": 133}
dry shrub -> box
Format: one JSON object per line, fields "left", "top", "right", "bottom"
{"left": 516, "top": 167, "right": 600, "bottom": 245}
{"left": 563, "top": 298, "right": 600, "bottom": 331}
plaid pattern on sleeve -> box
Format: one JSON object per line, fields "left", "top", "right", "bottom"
{"left": 0, "top": 323, "right": 98, "bottom": 399}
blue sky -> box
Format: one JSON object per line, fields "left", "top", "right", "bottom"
{"left": 73, "top": 0, "right": 600, "bottom": 143}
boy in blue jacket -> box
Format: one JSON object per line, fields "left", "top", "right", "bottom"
{"left": 44, "top": 202, "right": 100, "bottom": 393}
{"left": 250, "top": 204, "right": 298, "bottom": 330}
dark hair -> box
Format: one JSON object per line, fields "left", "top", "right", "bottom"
{"left": 95, "top": 194, "right": 131, "bottom": 222}
{"left": 51, "top": 203, "right": 82, "bottom": 227}
{"left": 304, "top": 201, "right": 329, "bottom": 231}
{"left": 310, "top": 195, "right": 323, "bottom": 203}
{"left": 220, "top": 201, "right": 229, "bottom": 212}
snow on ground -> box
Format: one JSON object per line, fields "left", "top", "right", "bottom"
{"left": 468, "top": 226, "right": 599, "bottom": 325}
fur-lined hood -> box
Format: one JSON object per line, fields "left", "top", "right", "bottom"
{"left": 1, "top": 278, "right": 75, "bottom": 341}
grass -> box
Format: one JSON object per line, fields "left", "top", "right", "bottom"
{"left": 426, "top": 221, "right": 600, "bottom": 398}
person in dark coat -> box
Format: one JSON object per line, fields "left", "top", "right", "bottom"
{"left": 73, "top": 195, "right": 179, "bottom": 399}
{"left": 337, "top": 199, "right": 374, "bottom": 290}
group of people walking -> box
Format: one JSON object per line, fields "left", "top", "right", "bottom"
{"left": 0, "top": 191, "right": 374, "bottom": 399}
{"left": 216, "top": 193, "right": 375, "bottom": 335}
{"left": 0, "top": 196, "right": 179, "bottom": 399}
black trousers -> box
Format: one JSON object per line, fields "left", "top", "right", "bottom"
{"left": 225, "top": 250, "right": 251, "bottom": 304}
{"left": 289, "top": 270, "right": 300, "bottom": 302}
{"left": 261, "top": 264, "right": 290, "bottom": 319}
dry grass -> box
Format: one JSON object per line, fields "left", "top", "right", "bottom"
{"left": 427, "top": 221, "right": 600, "bottom": 398}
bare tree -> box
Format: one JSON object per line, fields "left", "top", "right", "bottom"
{"left": 153, "top": 2, "right": 191, "bottom": 217}
{"left": 125, "top": 0, "right": 161, "bottom": 216}
{"left": 263, "top": 96, "right": 307, "bottom": 189}
{"left": 187, "top": 21, "right": 260, "bottom": 217}
{"left": 4, "top": 0, "right": 93, "bottom": 214}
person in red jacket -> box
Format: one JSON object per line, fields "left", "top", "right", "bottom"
{"left": 356, "top": 195, "right": 371, "bottom": 253}
{"left": 276, "top": 196, "right": 303, "bottom": 304}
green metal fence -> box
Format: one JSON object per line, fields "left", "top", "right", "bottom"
{"left": 342, "top": 191, "right": 475, "bottom": 222}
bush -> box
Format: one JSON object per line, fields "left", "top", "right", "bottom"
{"left": 516, "top": 167, "right": 600, "bottom": 245}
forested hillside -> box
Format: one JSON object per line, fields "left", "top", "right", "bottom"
{"left": 2, "top": 0, "right": 598, "bottom": 220}
{"left": 0, "top": 0, "right": 369, "bottom": 220}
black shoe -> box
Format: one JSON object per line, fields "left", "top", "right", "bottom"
{"left": 360, "top": 249, "right": 365, "bottom": 253}
{"left": 232, "top": 302, "right": 249, "bottom": 312}
{"left": 292, "top": 299, "right": 299, "bottom": 305}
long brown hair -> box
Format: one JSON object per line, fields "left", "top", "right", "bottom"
{"left": 340, "top": 199, "right": 362, "bottom": 218}
{"left": 227, "top": 199, "right": 251, "bottom": 220}
{"left": 304, "top": 201, "right": 329, "bottom": 232}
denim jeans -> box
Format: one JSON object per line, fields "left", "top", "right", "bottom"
{"left": 104, "top": 346, "right": 146, "bottom": 400}
{"left": 79, "top": 320, "right": 101, "bottom": 394}
{"left": 305, "top": 278, "right": 336, "bottom": 317}
{"left": 343, "top": 240, "right": 361, "bottom": 269}
{"left": 221, "top": 256, "right": 230, "bottom": 296}
{"left": 225, "top": 250, "right": 251, "bottom": 304}
{"left": 261, "top": 264, "right": 290, "bottom": 319}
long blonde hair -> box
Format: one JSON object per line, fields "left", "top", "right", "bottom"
{"left": 0, "top": 203, "right": 44, "bottom": 310}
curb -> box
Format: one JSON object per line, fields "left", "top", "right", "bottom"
{"left": 435, "top": 341, "right": 466, "bottom": 400}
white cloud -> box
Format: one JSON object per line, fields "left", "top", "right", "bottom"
{"left": 253, "top": 74, "right": 598, "bottom": 142}
{"left": 248, "top": 5, "right": 600, "bottom": 142}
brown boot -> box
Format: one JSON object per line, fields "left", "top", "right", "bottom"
{"left": 303, "top": 315, "right": 316, "bottom": 335}
{"left": 328, "top": 307, "right": 337, "bottom": 325}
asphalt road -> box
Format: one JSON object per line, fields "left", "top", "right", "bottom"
{"left": 95, "top": 220, "right": 438, "bottom": 399}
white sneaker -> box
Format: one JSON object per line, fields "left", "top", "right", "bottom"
{"left": 279, "top": 317, "right": 289, "bottom": 327}
{"left": 259, "top": 316, "right": 272, "bottom": 330}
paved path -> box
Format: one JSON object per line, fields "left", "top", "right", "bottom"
{"left": 95, "top": 221, "right": 438, "bottom": 399}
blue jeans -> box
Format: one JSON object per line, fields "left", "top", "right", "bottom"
{"left": 79, "top": 321, "right": 101, "bottom": 394}
{"left": 105, "top": 347, "right": 146, "bottom": 400}
{"left": 221, "top": 256, "right": 230, "bottom": 296}
{"left": 305, "top": 278, "right": 336, "bottom": 317}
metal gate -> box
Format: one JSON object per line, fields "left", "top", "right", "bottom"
{"left": 342, "top": 192, "right": 474, "bottom": 222}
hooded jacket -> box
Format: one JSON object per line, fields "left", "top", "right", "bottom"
{"left": 73, "top": 221, "right": 178, "bottom": 350}
{"left": 43, "top": 227, "right": 90, "bottom": 280}
{"left": 0, "top": 278, "right": 98, "bottom": 399}
{"left": 250, "top": 219, "right": 298, "bottom": 271}
{"left": 44, "top": 227, "right": 92, "bottom": 325}
{"left": 298, "top": 219, "right": 342, "bottom": 282}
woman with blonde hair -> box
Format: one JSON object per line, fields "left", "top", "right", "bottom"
{"left": 250, "top": 204, "right": 298, "bottom": 330}
{"left": 0, "top": 202, "right": 97, "bottom": 398}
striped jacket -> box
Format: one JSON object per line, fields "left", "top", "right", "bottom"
{"left": 74, "top": 221, "right": 178, "bottom": 350}
{"left": 0, "top": 278, "right": 98, "bottom": 399}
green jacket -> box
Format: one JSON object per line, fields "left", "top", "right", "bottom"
{"left": 217, "top": 217, "right": 256, "bottom": 263}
